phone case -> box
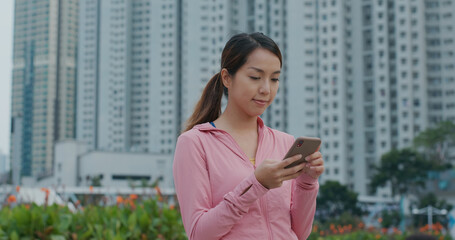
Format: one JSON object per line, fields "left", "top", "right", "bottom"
{"left": 283, "top": 137, "right": 321, "bottom": 169}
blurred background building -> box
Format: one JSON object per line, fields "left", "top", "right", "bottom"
{"left": 77, "top": 0, "right": 180, "bottom": 154}
{"left": 9, "top": 0, "right": 455, "bottom": 202}
{"left": 10, "top": 0, "right": 78, "bottom": 184}
{"left": 27, "top": 140, "right": 173, "bottom": 189}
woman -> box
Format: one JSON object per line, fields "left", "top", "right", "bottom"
{"left": 173, "top": 32, "right": 324, "bottom": 239}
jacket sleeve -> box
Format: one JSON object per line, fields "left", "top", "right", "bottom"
{"left": 290, "top": 172, "right": 319, "bottom": 239}
{"left": 173, "top": 133, "right": 269, "bottom": 240}
{"left": 285, "top": 135, "right": 319, "bottom": 239}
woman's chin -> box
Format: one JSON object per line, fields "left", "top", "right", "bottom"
{"left": 248, "top": 109, "right": 267, "bottom": 117}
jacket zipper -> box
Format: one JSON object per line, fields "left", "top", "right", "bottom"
{"left": 255, "top": 129, "right": 272, "bottom": 240}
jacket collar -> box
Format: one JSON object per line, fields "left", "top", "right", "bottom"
{"left": 193, "top": 116, "right": 267, "bottom": 162}
{"left": 194, "top": 116, "right": 266, "bottom": 133}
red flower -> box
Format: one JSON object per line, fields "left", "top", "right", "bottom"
{"left": 155, "top": 186, "right": 163, "bottom": 201}
{"left": 40, "top": 187, "right": 50, "bottom": 196}
{"left": 7, "top": 195, "right": 16, "bottom": 203}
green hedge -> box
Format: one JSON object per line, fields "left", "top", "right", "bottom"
{"left": 0, "top": 199, "right": 186, "bottom": 240}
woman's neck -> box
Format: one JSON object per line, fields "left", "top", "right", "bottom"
{"left": 214, "top": 104, "right": 258, "bottom": 134}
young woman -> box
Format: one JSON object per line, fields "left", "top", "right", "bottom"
{"left": 173, "top": 32, "right": 325, "bottom": 240}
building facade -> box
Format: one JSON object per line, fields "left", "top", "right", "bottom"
{"left": 10, "top": 0, "right": 78, "bottom": 179}
{"left": 21, "top": 141, "right": 173, "bottom": 189}
{"left": 286, "top": 0, "right": 455, "bottom": 197}
{"left": 77, "top": 0, "right": 180, "bottom": 154}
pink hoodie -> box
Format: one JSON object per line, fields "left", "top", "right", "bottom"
{"left": 173, "top": 117, "right": 319, "bottom": 240}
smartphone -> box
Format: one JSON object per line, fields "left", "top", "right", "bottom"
{"left": 283, "top": 137, "right": 321, "bottom": 169}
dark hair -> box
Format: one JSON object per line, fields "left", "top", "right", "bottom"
{"left": 184, "top": 32, "right": 282, "bottom": 132}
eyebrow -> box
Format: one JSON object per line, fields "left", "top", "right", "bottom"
{"left": 248, "top": 67, "right": 281, "bottom": 74}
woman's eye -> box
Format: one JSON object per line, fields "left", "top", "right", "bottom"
{"left": 272, "top": 78, "right": 280, "bottom": 82}
{"left": 249, "top": 76, "right": 260, "bottom": 80}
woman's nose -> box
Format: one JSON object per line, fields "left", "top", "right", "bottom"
{"left": 259, "top": 80, "right": 271, "bottom": 95}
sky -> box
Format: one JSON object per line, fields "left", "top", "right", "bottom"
{"left": 0, "top": 0, "right": 13, "bottom": 156}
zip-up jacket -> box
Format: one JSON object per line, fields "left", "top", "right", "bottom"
{"left": 173, "top": 117, "right": 319, "bottom": 239}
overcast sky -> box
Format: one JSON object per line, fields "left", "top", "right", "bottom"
{"left": 0, "top": 0, "right": 13, "bottom": 155}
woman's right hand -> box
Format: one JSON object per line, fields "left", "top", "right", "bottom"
{"left": 254, "top": 154, "right": 306, "bottom": 189}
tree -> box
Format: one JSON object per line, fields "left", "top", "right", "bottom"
{"left": 369, "top": 148, "right": 432, "bottom": 197}
{"left": 316, "top": 180, "right": 363, "bottom": 222}
{"left": 369, "top": 149, "right": 433, "bottom": 231}
{"left": 413, "top": 120, "right": 455, "bottom": 168}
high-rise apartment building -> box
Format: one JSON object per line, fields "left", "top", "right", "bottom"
{"left": 285, "top": 0, "right": 455, "bottom": 197}
{"left": 284, "top": 0, "right": 357, "bottom": 193}
{"left": 10, "top": 0, "right": 78, "bottom": 180}
{"left": 425, "top": 0, "right": 455, "bottom": 123}
{"left": 77, "top": 0, "right": 180, "bottom": 154}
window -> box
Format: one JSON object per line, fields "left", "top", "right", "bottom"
{"left": 363, "top": 5, "right": 372, "bottom": 25}
{"left": 403, "top": 125, "right": 409, "bottom": 131}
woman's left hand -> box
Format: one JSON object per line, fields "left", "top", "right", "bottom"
{"left": 302, "top": 151, "right": 324, "bottom": 179}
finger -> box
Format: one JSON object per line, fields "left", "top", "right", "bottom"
{"left": 305, "top": 152, "right": 322, "bottom": 162}
{"left": 282, "top": 161, "right": 306, "bottom": 177}
{"left": 307, "top": 158, "right": 324, "bottom": 167}
{"left": 280, "top": 154, "right": 303, "bottom": 168}
{"left": 305, "top": 153, "right": 319, "bottom": 162}
{"left": 281, "top": 171, "right": 303, "bottom": 182}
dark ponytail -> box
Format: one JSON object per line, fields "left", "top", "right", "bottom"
{"left": 184, "top": 72, "right": 225, "bottom": 132}
{"left": 183, "top": 32, "right": 282, "bottom": 132}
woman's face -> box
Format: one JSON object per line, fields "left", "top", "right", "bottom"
{"left": 222, "top": 48, "right": 281, "bottom": 117}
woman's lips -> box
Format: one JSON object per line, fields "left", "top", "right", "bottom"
{"left": 253, "top": 99, "right": 268, "bottom": 106}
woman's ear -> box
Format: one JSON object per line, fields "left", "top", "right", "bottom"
{"left": 220, "top": 68, "right": 232, "bottom": 89}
